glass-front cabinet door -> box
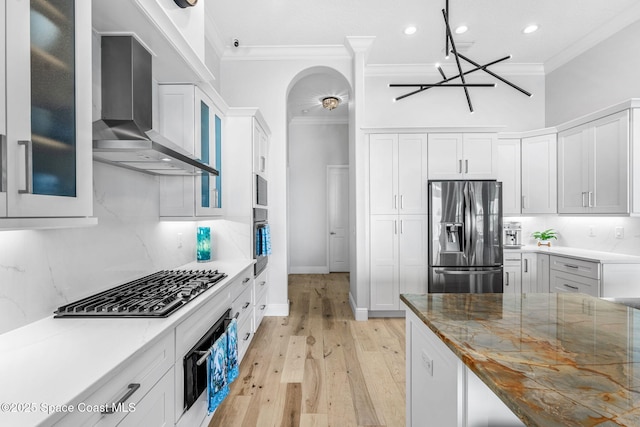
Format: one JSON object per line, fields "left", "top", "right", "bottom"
{"left": 4, "top": 0, "right": 92, "bottom": 218}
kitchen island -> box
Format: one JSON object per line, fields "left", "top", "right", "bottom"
{"left": 401, "top": 292, "right": 640, "bottom": 427}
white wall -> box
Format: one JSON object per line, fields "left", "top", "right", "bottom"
{"left": 288, "top": 121, "right": 349, "bottom": 273}
{"left": 506, "top": 216, "right": 640, "bottom": 256}
{"left": 220, "top": 55, "right": 353, "bottom": 316}
{"left": 365, "top": 67, "right": 546, "bottom": 131}
{"left": 0, "top": 163, "right": 221, "bottom": 334}
{"left": 546, "top": 20, "right": 640, "bottom": 126}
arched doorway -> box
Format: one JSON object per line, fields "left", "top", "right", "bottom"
{"left": 286, "top": 67, "right": 352, "bottom": 274}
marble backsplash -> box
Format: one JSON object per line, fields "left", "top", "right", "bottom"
{"left": 0, "top": 163, "right": 249, "bottom": 335}
{"left": 505, "top": 215, "right": 640, "bottom": 256}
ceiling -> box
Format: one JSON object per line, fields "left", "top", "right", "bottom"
{"left": 205, "top": 0, "right": 640, "bottom": 119}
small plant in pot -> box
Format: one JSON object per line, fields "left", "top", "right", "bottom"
{"left": 532, "top": 229, "right": 557, "bottom": 247}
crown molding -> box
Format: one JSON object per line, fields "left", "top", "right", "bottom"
{"left": 545, "top": 3, "right": 640, "bottom": 73}
{"left": 220, "top": 45, "right": 352, "bottom": 61}
{"left": 289, "top": 115, "right": 349, "bottom": 125}
{"left": 365, "top": 62, "right": 545, "bottom": 77}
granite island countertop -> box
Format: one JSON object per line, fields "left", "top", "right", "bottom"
{"left": 401, "top": 292, "right": 640, "bottom": 427}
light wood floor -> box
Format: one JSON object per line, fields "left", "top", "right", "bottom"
{"left": 210, "top": 273, "right": 406, "bottom": 427}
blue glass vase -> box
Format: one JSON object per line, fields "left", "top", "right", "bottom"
{"left": 197, "top": 227, "right": 211, "bottom": 262}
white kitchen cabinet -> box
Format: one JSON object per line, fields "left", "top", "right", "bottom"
{"left": 405, "top": 307, "right": 524, "bottom": 427}
{"left": 0, "top": 3, "right": 6, "bottom": 217}
{"left": 369, "top": 133, "right": 428, "bottom": 215}
{"left": 558, "top": 110, "right": 629, "bottom": 214}
{"left": 503, "top": 255, "right": 522, "bottom": 294}
{"left": 159, "top": 84, "right": 223, "bottom": 217}
{"left": 521, "top": 253, "right": 537, "bottom": 293}
{"left": 254, "top": 268, "right": 268, "bottom": 331}
{"left": 521, "top": 134, "right": 557, "bottom": 214}
{"left": 2, "top": 0, "right": 93, "bottom": 220}
{"left": 117, "top": 368, "right": 175, "bottom": 427}
{"left": 370, "top": 215, "right": 428, "bottom": 311}
{"left": 496, "top": 139, "right": 521, "bottom": 214}
{"left": 536, "top": 254, "right": 550, "bottom": 292}
{"left": 428, "top": 133, "right": 498, "bottom": 180}
{"left": 225, "top": 109, "right": 271, "bottom": 214}
{"left": 54, "top": 333, "right": 175, "bottom": 427}
{"left": 253, "top": 119, "right": 269, "bottom": 177}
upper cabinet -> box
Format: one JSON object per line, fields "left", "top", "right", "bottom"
{"left": 369, "top": 133, "right": 428, "bottom": 215}
{"left": 558, "top": 111, "right": 629, "bottom": 214}
{"left": 428, "top": 133, "right": 498, "bottom": 180}
{"left": 2, "top": 0, "right": 93, "bottom": 220}
{"left": 521, "top": 134, "right": 557, "bottom": 214}
{"left": 253, "top": 119, "right": 269, "bottom": 178}
{"left": 495, "top": 139, "right": 521, "bottom": 215}
{"left": 158, "top": 84, "right": 223, "bottom": 218}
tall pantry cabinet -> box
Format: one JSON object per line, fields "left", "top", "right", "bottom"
{"left": 2, "top": 0, "right": 93, "bottom": 223}
{"left": 369, "top": 134, "right": 428, "bottom": 311}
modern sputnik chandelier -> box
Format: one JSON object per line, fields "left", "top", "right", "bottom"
{"left": 390, "top": 0, "right": 531, "bottom": 112}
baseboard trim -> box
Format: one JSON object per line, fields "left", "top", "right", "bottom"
{"left": 349, "top": 291, "right": 369, "bottom": 321}
{"left": 289, "top": 266, "right": 330, "bottom": 274}
{"left": 264, "top": 302, "right": 290, "bottom": 317}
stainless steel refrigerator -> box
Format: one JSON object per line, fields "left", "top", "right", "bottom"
{"left": 428, "top": 180, "right": 503, "bottom": 293}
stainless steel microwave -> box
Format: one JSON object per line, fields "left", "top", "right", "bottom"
{"left": 256, "top": 175, "right": 267, "bottom": 206}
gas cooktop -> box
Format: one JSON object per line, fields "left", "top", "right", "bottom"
{"left": 54, "top": 269, "right": 227, "bottom": 318}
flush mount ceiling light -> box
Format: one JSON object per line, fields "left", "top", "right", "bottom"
{"left": 454, "top": 25, "right": 468, "bottom": 34}
{"left": 390, "top": 0, "right": 531, "bottom": 112}
{"left": 173, "top": 0, "right": 197, "bottom": 7}
{"left": 404, "top": 26, "right": 418, "bottom": 35}
{"left": 322, "top": 96, "right": 340, "bottom": 111}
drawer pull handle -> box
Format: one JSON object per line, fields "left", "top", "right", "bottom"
{"left": 243, "top": 333, "right": 251, "bottom": 341}
{"left": 563, "top": 284, "right": 579, "bottom": 291}
{"left": 234, "top": 311, "right": 240, "bottom": 319}
{"left": 260, "top": 281, "right": 266, "bottom": 286}
{"left": 242, "top": 278, "right": 251, "bottom": 284}
{"left": 564, "top": 264, "right": 579, "bottom": 269}
{"left": 260, "top": 305, "right": 266, "bottom": 310}
{"left": 243, "top": 302, "right": 250, "bottom": 309}
{"left": 101, "top": 383, "right": 140, "bottom": 414}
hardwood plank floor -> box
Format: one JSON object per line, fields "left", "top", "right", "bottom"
{"left": 210, "top": 273, "right": 406, "bottom": 427}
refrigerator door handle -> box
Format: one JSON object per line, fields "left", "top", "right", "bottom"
{"left": 463, "top": 184, "right": 471, "bottom": 261}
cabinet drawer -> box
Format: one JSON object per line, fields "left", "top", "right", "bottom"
{"left": 54, "top": 333, "right": 174, "bottom": 427}
{"left": 232, "top": 281, "right": 254, "bottom": 327}
{"left": 254, "top": 290, "right": 268, "bottom": 332}
{"left": 237, "top": 313, "right": 253, "bottom": 362}
{"left": 550, "top": 256, "right": 600, "bottom": 280}
{"left": 230, "top": 268, "right": 253, "bottom": 302}
{"left": 551, "top": 271, "right": 599, "bottom": 297}
{"left": 254, "top": 269, "right": 268, "bottom": 303}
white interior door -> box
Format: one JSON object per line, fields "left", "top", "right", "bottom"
{"left": 328, "top": 165, "right": 349, "bottom": 272}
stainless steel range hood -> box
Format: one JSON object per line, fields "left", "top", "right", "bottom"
{"left": 92, "top": 36, "right": 218, "bottom": 176}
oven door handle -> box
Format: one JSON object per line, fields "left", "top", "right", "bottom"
{"left": 434, "top": 269, "right": 502, "bottom": 276}
{"left": 195, "top": 350, "right": 211, "bottom": 367}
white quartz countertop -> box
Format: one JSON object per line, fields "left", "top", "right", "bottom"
{"left": 504, "top": 245, "right": 640, "bottom": 264}
{"left": 0, "top": 259, "right": 254, "bottom": 427}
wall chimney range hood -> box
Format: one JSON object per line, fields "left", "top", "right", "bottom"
{"left": 92, "top": 36, "right": 218, "bottom": 176}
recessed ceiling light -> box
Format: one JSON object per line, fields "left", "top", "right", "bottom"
{"left": 455, "top": 25, "right": 468, "bottom": 34}
{"left": 523, "top": 24, "right": 538, "bottom": 34}
{"left": 404, "top": 26, "right": 417, "bottom": 35}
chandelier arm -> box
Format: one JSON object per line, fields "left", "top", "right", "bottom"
{"left": 442, "top": 9, "right": 473, "bottom": 112}
{"left": 457, "top": 53, "right": 532, "bottom": 97}
{"left": 437, "top": 65, "right": 447, "bottom": 80}
{"left": 391, "top": 84, "right": 495, "bottom": 88}
{"left": 445, "top": 0, "right": 450, "bottom": 57}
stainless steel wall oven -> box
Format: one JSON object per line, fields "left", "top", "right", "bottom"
{"left": 183, "top": 308, "right": 234, "bottom": 411}
{"left": 253, "top": 207, "right": 269, "bottom": 276}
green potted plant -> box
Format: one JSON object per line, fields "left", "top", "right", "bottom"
{"left": 532, "top": 228, "right": 557, "bottom": 247}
